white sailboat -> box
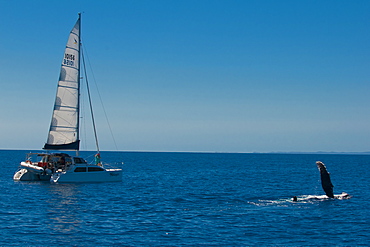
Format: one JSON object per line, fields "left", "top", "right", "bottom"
{"left": 13, "top": 14, "right": 122, "bottom": 183}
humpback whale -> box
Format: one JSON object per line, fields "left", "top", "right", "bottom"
{"left": 291, "top": 161, "right": 351, "bottom": 202}
{"left": 316, "top": 161, "right": 334, "bottom": 198}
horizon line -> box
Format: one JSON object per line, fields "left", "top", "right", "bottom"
{"left": 1, "top": 148, "right": 370, "bottom": 155}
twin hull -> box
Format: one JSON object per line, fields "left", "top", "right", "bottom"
{"left": 13, "top": 168, "right": 51, "bottom": 181}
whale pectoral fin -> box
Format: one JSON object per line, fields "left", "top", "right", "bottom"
{"left": 316, "top": 161, "right": 334, "bottom": 198}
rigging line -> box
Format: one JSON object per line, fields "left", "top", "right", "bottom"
{"left": 81, "top": 44, "right": 119, "bottom": 151}
{"left": 81, "top": 48, "right": 100, "bottom": 153}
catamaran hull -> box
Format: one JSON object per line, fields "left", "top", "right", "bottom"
{"left": 51, "top": 169, "right": 122, "bottom": 183}
{"left": 13, "top": 169, "right": 51, "bottom": 181}
{"left": 13, "top": 161, "right": 53, "bottom": 181}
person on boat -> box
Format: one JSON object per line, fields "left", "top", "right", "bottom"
{"left": 95, "top": 153, "right": 101, "bottom": 166}
{"left": 292, "top": 196, "right": 297, "bottom": 202}
{"left": 58, "top": 156, "right": 65, "bottom": 169}
{"left": 49, "top": 162, "right": 55, "bottom": 173}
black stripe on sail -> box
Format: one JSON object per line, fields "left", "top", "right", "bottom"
{"left": 43, "top": 140, "right": 80, "bottom": 150}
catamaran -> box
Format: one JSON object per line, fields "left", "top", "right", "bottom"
{"left": 13, "top": 14, "right": 122, "bottom": 183}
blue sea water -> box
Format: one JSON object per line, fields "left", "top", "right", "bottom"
{"left": 0, "top": 150, "right": 369, "bottom": 246}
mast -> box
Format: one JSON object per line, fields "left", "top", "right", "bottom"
{"left": 76, "top": 13, "right": 81, "bottom": 156}
{"left": 78, "top": 13, "right": 100, "bottom": 155}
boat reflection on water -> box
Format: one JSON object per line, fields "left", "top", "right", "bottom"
{"left": 45, "top": 184, "right": 82, "bottom": 234}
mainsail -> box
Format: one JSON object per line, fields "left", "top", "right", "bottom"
{"left": 44, "top": 16, "right": 81, "bottom": 150}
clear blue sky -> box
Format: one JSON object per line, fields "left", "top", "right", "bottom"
{"left": 1, "top": 0, "right": 370, "bottom": 152}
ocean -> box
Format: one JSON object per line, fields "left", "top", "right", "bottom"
{"left": 1, "top": 150, "right": 369, "bottom": 246}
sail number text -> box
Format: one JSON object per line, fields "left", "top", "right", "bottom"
{"left": 63, "top": 53, "right": 75, "bottom": 66}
